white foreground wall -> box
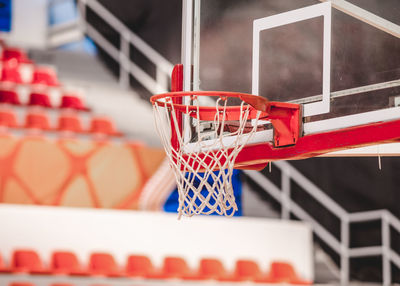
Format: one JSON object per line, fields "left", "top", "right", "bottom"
{"left": 0, "top": 204, "right": 314, "bottom": 280}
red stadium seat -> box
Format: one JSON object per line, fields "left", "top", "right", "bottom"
{"left": 28, "top": 92, "right": 52, "bottom": 108}
{"left": 25, "top": 111, "right": 51, "bottom": 130}
{"left": 0, "top": 109, "right": 18, "bottom": 128}
{"left": 233, "top": 259, "right": 264, "bottom": 281}
{"left": 125, "top": 255, "right": 156, "bottom": 277}
{"left": 197, "top": 258, "right": 229, "bottom": 280}
{"left": 89, "top": 117, "right": 121, "bottom": 136}
{"left": 2, "top": 48, "right": 32, "bottom": 64}
{"left": 0, "top": 253, "right": 11, "bottom": 273}
{"left": 9, "top": 283, "right": 36, "bottom": 286}
{"left": 161, "top": 256, "right": 192, "bottom": 279}
{"left": 267, "top": 261, "right": 311, "bottom": 285}
{"left": 58, "top": 113, "right": 83, "bottom": 133}
{"left": 1, "top": 60, "right": 23, "bottom": 84}
{"left": 0, "top": 90, "right": 20, "bottom": 105}
{"left": 11, "top": 249, "right": 49, "bottom": 274}
{"left": 50, "top": 284, "right": 75, "bottom": 286}
{"left": 88, "top": 252, "right": 121, "bottom": 277}
{"left": 31, "top": 67, "right": 60, "bottom": 87}
{"left": 51, "top": 251, "right": 88, "bottom": 276}
{"left": 59, "top": 94, "right": 89, "bottom": 111}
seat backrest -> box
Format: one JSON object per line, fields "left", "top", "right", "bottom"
{"left": 234, "top": 259, "right": 262, "bottom": 279}
{"left": 126, "top": 255, "right": 154, "bottom": 275}
{"left": 0, "top": 90, "right": 20, "bottom": 105}
{"left": 60, "top": 95, "right": 87, "bottom": 111}
{"left": 89, "top": 117, "right": 117, "bottom": 135}
{"left": 89, "top": 252, "right": 118, "bottom": 274}
{"left": 9, "top": 283, "right": 36, "bottom": 286}
{"left": 2, "top": 48, "right": 31, "bottom": 63}
{"left": 199, "top": 258, "right": 227, "bottom": 278}
{"left": 28, "top": 93, "right": 52, "bottom": 108}
{"left": 32, "top": 67, "right": 59, "bottom": 87}
{"left": 0, "top": 109, "right": 18, "bottom": 128}
{"left": 162, "top": 256, "right": 191, "bottom": 277}
{"left": 51, "top": 251, "right": 81, "bottom": 272}
{"left": 11, "top": 249, "right": 43, "bottom": 271}
{"left": 58, "top": 114, "right": 83, "bottom": 133}
{"left": 25, "top": 111, "right": 51, "bottom": 130}
{"left": 1, "top": 60, "right": 23, "bottom": 83}
{"left": 269, "top": 261, "right": 297, "bottom": 282}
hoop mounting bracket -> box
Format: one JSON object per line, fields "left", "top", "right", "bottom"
{"left": 262, "top": 102, "right": 302, "bottom": 147}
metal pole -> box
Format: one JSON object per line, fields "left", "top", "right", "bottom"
{"left": 119, "top": 31, "right": 130, "bottom": 89}
{"left": 340, "top": 219, "right": 350, "bottom": 285}
{"left": 382, "top": 212, "right": 391, "bottom": 286}
{"left": 281, "top": 168, "right": 291, "bottom": 220}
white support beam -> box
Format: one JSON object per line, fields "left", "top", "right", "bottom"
{"left": 320, "top": 0, "right": 400, "bottom": 38}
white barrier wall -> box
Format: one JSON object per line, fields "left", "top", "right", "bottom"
{"left": 0, "top": 204, "right": 314, "bottom": 280}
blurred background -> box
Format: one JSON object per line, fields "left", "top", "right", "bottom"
{"left": 0, "top": 0, "right": 399, "bottom": 285}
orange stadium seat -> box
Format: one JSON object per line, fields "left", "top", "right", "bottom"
{"left": 232, "top": 259, "right": 265, "bottom": 282}
{"left": 88, "top": 252, "right": 122, "bottom": 277}
{"left": 28, "top": 92, "right": 52, "bottom": 108}
{"left": 50, "top": 251, "right": 88, "bottom": 276}
{"left": 0, "top": 253, "right": 11, "bottom": 273}
{"left": 125, "top": 255, "right": 156, "bottom": 277}
{"left": 160, "top": 256, "right": 193, "bottom": 279}
{"left": 9, "top": 283, "right": 36, "bottom": 286}
{"left": 50, "top": 284, "right": 75, "bottom": 286}
{"left": 89, "top": 117, "right": 121, "bottom": 136}
{"left": 0, "top": 109, "right": 18, "bottom": 128}
{"left": 196, "top": 258, "right": 230, "bottom": 280}
{"left": 59, "top": 94, "right": 89, "bottom": 111}
{"left": 57, "top": 113, "right": 83, "bottom": 133}
{"left": 25, "top": 111, "right": 51, "bottom": 130}
{"left": 267, "top": 261, "right": 311, "bottom": 285}
{"left": 31, "top": 67, "right": 60, "bottom": 87}
{"left": 0, "top": 90, "right": 20, "bottom": 105}
{"left": 11, "top": 249, "right": 49, "bottom": 274}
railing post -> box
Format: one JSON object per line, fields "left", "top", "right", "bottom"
{"left": 281, "top": 167, "right": 291, "bottom": 220}
{"left": 382, "top": 211, "right": 391, "bottom": 286}
{"left": 78, "top": 0, "right": 87, "bottom": 32}
{"left": 340, "top": 218, "right": 350, "bottom": 285}
{"left": 119, "top": 31, "right": 130, "bottom": 89}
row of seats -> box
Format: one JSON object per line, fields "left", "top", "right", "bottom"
{"left": 9, "top": 284, "right": 73, "bottom": 286}
{"left": 0, "top": 110, "right": 120, "bottom": 136}
{"left": 0, "top": 250, "right": 310, "bottom": 284}
{"left": 0, "top": 90, "right": 89, "bottom": 110}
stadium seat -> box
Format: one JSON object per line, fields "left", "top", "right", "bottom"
{"left": 0, "top": 109, "right": 18, "bottom": 128}
{"left": 197, "top": 258, "right": 230, "bottom": 280}
{"left": 89, "top": 117, "right": 121, "bottom": 136}
{"left": 267, "top": 261, "right": 311, "bottom": 284}
{"left": 50, "top": 284, "right": 75, "bottom": 286}
{"left": 2, "top": 47, "right": 32, "bottom": 64}
{"left": 31, "top": 67, "right": 60, "bottom": 87}
{"left": 0, "top": 90, "right": 20, "bottom": 105}
{"left": 28, "top": 92, "right": 52, "bottom": 108}
{"left": 160, "top": 256, "right": 193, "bottom": 279}
{"left": 57, "top": 113, "right": 83, "bottom": 133}
{"left": 233, "top": 259, "right": 264, "bottom": 281}
{"left": 59, "top": 94, "right": 89, "bottom": 111}
{"left": 25, "top": 111, "right": 51, "bottom": 130}
{"left": 125, "top": 255, "right": 156, "bottom": 277}
{"left": 1, "top": 60, "right": 23, "bottom": 84}
{"left": 88, "top": 252, "right": 122, "bottom": 277}
{"left": 0, "top": 253, "right": 11, "bottom": 273}
{"left": 50, "top": 251, "right": 88, "bottom": 276}
{"left": 9, "top": 283, "right": 36, "bottom": 286}
{"left": 11, "top": 249, "right": 49, "bottom": 274}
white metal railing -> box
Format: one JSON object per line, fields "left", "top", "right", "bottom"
{"left": 245, "top": 161, "right": 400, "bottom": 285}
{"left": 77, "top": 0, "right": 174, "bottom": 93}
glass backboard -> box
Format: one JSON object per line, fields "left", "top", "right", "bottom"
{"left": 181, "top": 0, "right": 400, "bottom": 156}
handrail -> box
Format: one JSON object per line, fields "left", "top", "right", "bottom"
{"left": 78, "top": 0, "right": 174, "bottom": 93}
{"left": 245, "top": 162, "right": 400, "bottom": 285}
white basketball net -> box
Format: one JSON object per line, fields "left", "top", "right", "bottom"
{"left": 152, "top": 95, "right": 260, "bottom": 218}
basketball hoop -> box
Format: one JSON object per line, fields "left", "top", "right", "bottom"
{"left": 151, "top": 91, "right": 271, "bottom": 217}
